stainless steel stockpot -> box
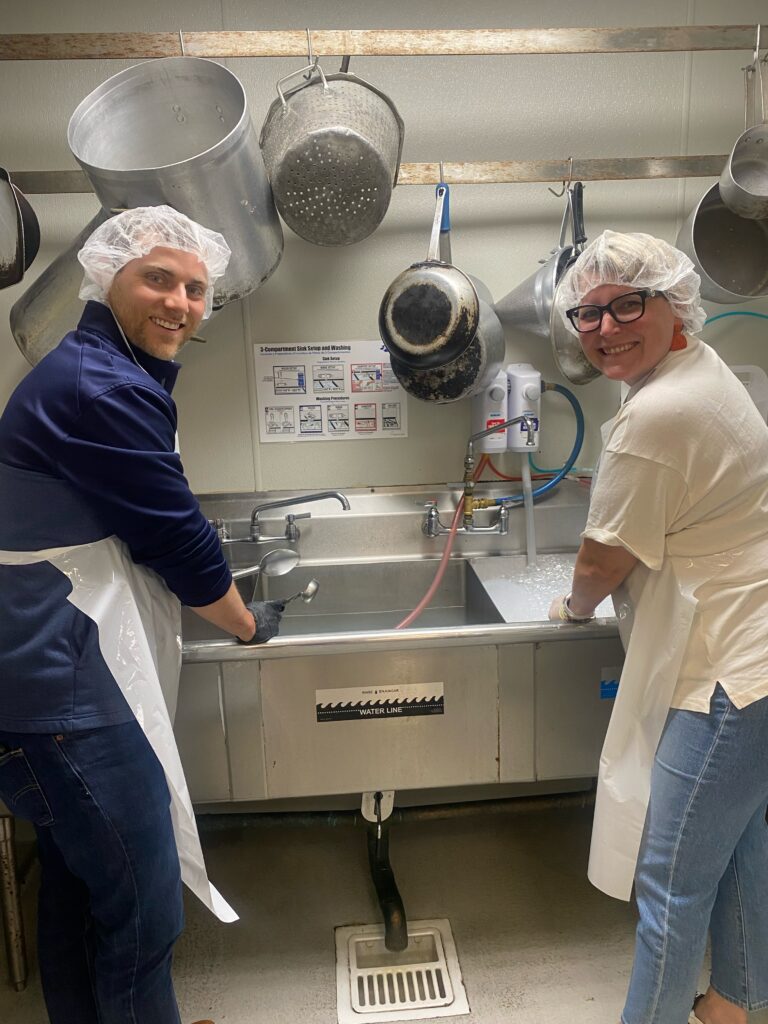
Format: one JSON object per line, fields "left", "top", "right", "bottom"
{"left": 13, "top": 56, "right": 282, "bottom": 364}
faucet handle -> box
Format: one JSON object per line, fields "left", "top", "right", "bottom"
{"left": 284, "top": 511, "right": 311, "bottom": 542}
{"left": 208, "top": 517, "right": 229, "bottom": 541}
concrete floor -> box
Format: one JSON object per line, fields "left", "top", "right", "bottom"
{"left": 2, "top": 804, "right": 767, "bottom": 1024}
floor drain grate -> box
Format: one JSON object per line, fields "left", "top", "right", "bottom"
{"left": 335, "top": 918, "right": 469, "bottom": 1023}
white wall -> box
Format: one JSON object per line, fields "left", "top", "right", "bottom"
{"left": 2, "top": 0, "right": 767, "bottom": 493}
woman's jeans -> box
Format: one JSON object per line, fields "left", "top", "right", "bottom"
{"left": 623, "top": 684, "right": 768, "bottom": 1024}
{"left": 0, "top": 719, "right": 184, "bottom": 1024}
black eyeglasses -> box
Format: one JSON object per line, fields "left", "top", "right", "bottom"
{"left": 566, "top": 289, "right": 659, "bottom": 333}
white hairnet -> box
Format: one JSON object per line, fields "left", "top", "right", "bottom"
{"left": 556, "top": 230, "right": 707, "bottom": 336}
{"left": 77, "top": 205, "right": 231, "bottom": 319}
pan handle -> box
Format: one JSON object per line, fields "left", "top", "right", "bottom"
{"left": 427, "top": 186, "right": 448, "bottom": 263}
{"left": 437, "top": 162, "right": 452, "bottom": 263}
{"left": 570, "top": 182, "right": 587, "bottom": 252}
{"left": 556, "top": 190, "right": 572, "bottom": 249}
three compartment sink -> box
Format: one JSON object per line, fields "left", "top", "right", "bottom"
{"left": 181, "top": 557, "right": 503, "bottom": 642}
{"left": 180, "top": 553, "right": 615, "bottom": 645}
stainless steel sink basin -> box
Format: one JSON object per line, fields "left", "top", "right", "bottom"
{"left": 180, "top": 558, "right": 504, "bottom": 641}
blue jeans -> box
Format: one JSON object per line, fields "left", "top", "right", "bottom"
{"left": 0, "top": 720, "right": 184, "bottom": 1024}
{"left": 623, "top": 684, "right": 768, "bottom": 1024}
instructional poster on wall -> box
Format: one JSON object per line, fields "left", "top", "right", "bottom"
{"left": 253, "top": 341, "right": 408, "bottom": 443}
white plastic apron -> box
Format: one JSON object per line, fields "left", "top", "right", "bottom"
{"left": 586, "top": 415, "right": 704, "bottom": 901}
{"left": 0, "top": 536, "right": 238, "bottom": 923}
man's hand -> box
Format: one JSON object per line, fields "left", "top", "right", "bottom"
{"left": 238, "top": 600, "right": 286, "bottom": 644}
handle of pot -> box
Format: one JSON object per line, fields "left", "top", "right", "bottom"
{"left": 556, "top": 189, "right": 572, "bottom": 249}
{"left": 437, "top": 165, "right": 451, "bottom": 263}
{"left": 427, "top": 186, "right": 448, "bottom": 263}
{"left": 570, "top": 182, "right": 587, "bottom": 252}
{"left": 276, "top": 61, "right": 328, "bottom": 108}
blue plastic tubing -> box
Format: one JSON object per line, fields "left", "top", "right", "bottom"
{"left": 494, "top": 383, "right": 585, "bottom": 506}
{"left": 704, "top": 311, "right": 768, "bottom": 326}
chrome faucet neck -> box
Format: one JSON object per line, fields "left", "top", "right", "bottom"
{"left": 249, "top": 490, "right": 350, "bottom": 540}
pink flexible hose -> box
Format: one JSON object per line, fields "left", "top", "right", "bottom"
{"left": 395, "top": 455, "right": 487, "bottom": 630}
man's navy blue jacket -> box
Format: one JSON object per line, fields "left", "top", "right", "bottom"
{"left": 0, "top": 301, "right": 231, "bottom": 731}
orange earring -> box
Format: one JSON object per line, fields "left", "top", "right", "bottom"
{"left": 670, "top": 325, "right": 687, "bottom": 351}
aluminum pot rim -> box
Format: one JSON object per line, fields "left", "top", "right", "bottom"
{"left": 68, "top": 56, "right": 249, "bottom": 175}
{"left": 677, "top": 181, "right": 768, "bottom": 302}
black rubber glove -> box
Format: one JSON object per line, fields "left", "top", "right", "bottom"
{"left": 238, "top": 600, "right": 286, "bottom": 644}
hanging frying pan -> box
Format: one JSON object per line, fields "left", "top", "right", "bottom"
{"left": 379, "top": 184, "right": 480, "bottom": 369}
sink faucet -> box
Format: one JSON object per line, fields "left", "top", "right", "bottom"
{"left": 249, "top": 490, "right": 351, "bottom": 541}
{"left": 463, "top": 414, "right": 536, "bottom": 529}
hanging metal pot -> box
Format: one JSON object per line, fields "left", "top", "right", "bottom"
{"left": 719, "top": 34, "right": 768, "bottom": 220}
{"left": 0, "top": 168, "right": 40, "bottom": 289}
{"left": 259, "top": 57, "right": 404, "bottom": 246}
{"left": 549, "top": 183, "right": 601, "bottom": 385}
{"left": 379, "top": 184, "right": 480, "bottom": 370}
{"left": 12, "top": 56, "right": 283, "bottom": 365}
{"left": 676, "top": 182, "right": 768, "bottom": 303}
{"left": 388, "top": 279, "right": 505, "bottom": 403}
{"left": 495, "top": 187, "right": 575, "bottom": 336}
{"left": 386, "top": 178, "right": 503, "bottom": 403}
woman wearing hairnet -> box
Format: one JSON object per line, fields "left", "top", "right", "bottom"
{"left": 548, "top": 231, "right": 768, "bottom": 1024}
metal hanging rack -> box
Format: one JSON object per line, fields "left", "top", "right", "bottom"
{"left": 12, "top": 156, "right": 728, "bottom": 196}
{"left": 0, "top": 25, "right": 766, "bottom": 59}
{"left": 3, "top": 23, "right": 761, "bottom": 190}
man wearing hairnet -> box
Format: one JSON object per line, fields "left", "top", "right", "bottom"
{"left": 0, "top": 206, "right": 282, "bottom": 1024}
{"left": 548, "top": 231, "right": 768, "bottom": 1024}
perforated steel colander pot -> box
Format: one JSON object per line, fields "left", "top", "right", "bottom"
{"left": 259, "top": 61, "right": 404, "bottom": 246}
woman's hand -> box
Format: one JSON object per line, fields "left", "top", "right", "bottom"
{"left": 549, "top": 594, "right": 595, "bottom": 623}
{"left": 550, "top": 539, "right": 638, "bottom": 623}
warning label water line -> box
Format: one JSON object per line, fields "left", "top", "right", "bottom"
{"left": 315, "top": 683, "right": 445, "bottom": 723}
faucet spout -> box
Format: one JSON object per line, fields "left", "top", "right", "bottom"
{"left": 249, "top": 490, "right": 350, "bottom": 540}
{"left": 467, "top": 413, "right": 536, "bottom": 457}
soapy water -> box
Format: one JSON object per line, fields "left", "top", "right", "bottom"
{"left": 470, "top": 553, "right": 615, "bottom": 623}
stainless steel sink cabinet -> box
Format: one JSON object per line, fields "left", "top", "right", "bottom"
{"left": 176, "top": 484, "right": 623, "bottom": 805}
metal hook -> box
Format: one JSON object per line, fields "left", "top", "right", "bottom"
{"left": 548, "top": 156, "right": 573, "bottom": 197}
{"left": 178, "top": 29, "right": 186, "bottom": 57}
{"left": 303, "top": 28, "right": 317, "bottom": 80}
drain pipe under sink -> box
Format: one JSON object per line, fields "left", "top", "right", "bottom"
{"left": 367, "top": 793, "right": 408, "bottom": 952}
{"left": 197, "top": 790, "right": 597, "bottom": 951}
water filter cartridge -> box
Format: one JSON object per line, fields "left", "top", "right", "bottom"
{"left": 471, "top": 370, "right": 509, "bottom": 453}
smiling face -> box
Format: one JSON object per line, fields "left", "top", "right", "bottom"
{"left": 107, "top": 246, "right": 208, "bottom": 360}
{"left": 575, "top": 283, "right": 681, "bottom": 384}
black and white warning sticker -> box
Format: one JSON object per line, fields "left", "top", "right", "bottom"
{"left": 316, "top": 683, "right": 444, "bottom": 722}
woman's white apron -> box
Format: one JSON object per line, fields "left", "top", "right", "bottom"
{"left": 587, "top": 416, "right": 708, "bottom": 901}
{"left": 0, "top": 536, "right": 238, "bottom": 922}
